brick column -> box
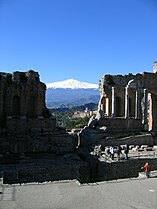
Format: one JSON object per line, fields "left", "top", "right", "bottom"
{"left": 111, "top": 87, "right": 115, "bottom": 118}
{"left": 135, "top": 90, "right": 140, "bottom": 119}
{"left": 125, "top": 87, "right": 129, "bottom": 118}
{"left": 143, "top": 89, "right": 148, "bottom": 129}
{"left": 100, "top": 104, "right": 104, "bottom": 112}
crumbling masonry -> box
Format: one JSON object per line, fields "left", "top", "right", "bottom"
{"left": 97, "top": 60, "right": 157, "bottom": 132}
{"left": 0, "top": 70, "right": 56, "bottom": 132}
{"left": 1, "top": 63, "right": 157, "bottom": 184}
{"left": 0, "top": 70, "right": 88, "bottom": 184}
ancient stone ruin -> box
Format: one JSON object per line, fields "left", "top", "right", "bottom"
{"left": 0, "top": 70, "right": 56, "bottom": 132}
{"left": 77, "top": 60, "right": 157, "bottom": 182}
{"left": 0, "top": 70, "right": 89, "bottom": 184}
{"left": 1, "top": 62, "right": 157, "bottom": 184}
{"left": 0, "top": 70, "right": 80, "bottom": 155}
{"left": 97, "top": 59, "right": 157, "bottom": 132}
{"left": 79, "top": 60, "right": 157, "bottom": 148}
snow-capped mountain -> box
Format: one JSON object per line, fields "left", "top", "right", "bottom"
{"left": 46, "top": 79, "right": 98, "bottom": 89}
{"left": 46, "top": 79, "right": 99, "bottom": 109}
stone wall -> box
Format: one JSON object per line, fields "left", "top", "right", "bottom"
{"left": 98, "top": 60, "right": 157, "bottom": 132}
{"left": 98, "top": 134, "right": 157, "bottom": 147}
{"left": 97, "top": 118, "right": 142, "bottom": 131}
{"left": 1, "top": 160, "right": 90, "bottom": 184}
{"left": 6, "top": 117, "right": 56, "bottom": 132}
{"left": 79, "top": 123, "right": 157, "bottom": 148}
{"left": 1, "top": 153, "right": 157, "bottom": 184}
{"left": 97, "top": 158, "right": 157, "bottom": 181}
{"left": 0, "top": 132, "right": 78, "bottom": 154}
{"left": 0, "top": 70, "right": 55, "bottom": 132}
{"left": 83, "top": 153, "right": 157, "bottom": 182}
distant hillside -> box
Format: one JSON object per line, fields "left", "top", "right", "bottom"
{"left": 49, "top": 102, "right": 98, "bottom": 113}
{"left": 46, "top": 79, "right": 99, "bottom": 108}
{"left": 49, "top": 102, "right": 98, "bottom": 129}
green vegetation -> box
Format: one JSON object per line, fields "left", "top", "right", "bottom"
{"left": 51, "top": 110, "right": 90, "bottom": 129}
{"left": 49, "top": 102, "right": 97, "bottom": 129}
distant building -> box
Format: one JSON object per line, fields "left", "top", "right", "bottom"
{"left": 73, "top": 108, "right": 97, "bottom": 118}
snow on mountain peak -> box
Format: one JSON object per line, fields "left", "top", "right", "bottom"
{"left": 46, "top": 79, "right": 98, "bottom": 89}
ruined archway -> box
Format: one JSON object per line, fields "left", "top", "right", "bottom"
{"left": 27, "top": 96, "right": 36, "bottom": 117}
{"left": 12, "top": 96, "right": 20, "bottom": 116}
{"left": 125, "top": 79, "right": 137, "bottom": 118}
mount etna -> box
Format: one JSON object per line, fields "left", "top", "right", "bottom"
{"left": 46, "top": 79, "right": 99, "bottom": 108}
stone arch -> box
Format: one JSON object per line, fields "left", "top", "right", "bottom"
{"left": 12, "top": 96, "right": 20, "bottom": 116}
{"left": 100, "top": 96, "right": 106, "bottom": 113}
{"left": 147, "top": 92, "right": 157, "bottom": 131}
{"left": 127, "top": 79, "right": 136, "bottom": 89}
{"left": 125, "top": 79, "right": 137, "bottom": 118}
{"left": 98, "top": 96, "right": 110, "bottom": 117}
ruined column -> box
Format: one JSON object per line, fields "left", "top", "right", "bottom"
{"left": 111, "top": 87, "right": 115, "bottom": 118}
{"left": 100, "top": 104, "right": 104, "bottom": 112}
{"left": 125, "top": 87, "right": 129, "bottom": 118}
{"left": 148, "top": 94, "right": 157, "bottom": 131}
{"left": 135, "top": 90, "right": 140, "bottom": 119}
{"left": 148, "top": 93, "right": 153, "bottom": 131}
{"left": 143, "top": 89, "right": 148, "bottom": 126}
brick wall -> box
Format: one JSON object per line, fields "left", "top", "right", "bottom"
{"left": 87, "top": 155, "right": 157, "bottom": 182}
{"left": 2, "top": 161, "right": 90, "bottom": 184}
{"left": 98, "top": 118, "right": 143, "bottom": 131}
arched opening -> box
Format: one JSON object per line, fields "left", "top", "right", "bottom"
{"left": 100, "top": 96, "right": 106, "bottom": 114}
{"left": 129, "top": 97, "right": 132, "bottom": 116}
{"left": 12, "top": 96, "right": 20, "bottom": 116}
{"left": 27, "top": 96, "right": 36, "bottom": 117}
{"left": 125, "top": 79, "right": 137, "bottom": 118}
{"left": 116, "top": 96, "right": 121, "bottom": 117}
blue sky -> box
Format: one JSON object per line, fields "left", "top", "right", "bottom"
{"left": 0, "top": 0, "right": 157, "bottom": 84}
